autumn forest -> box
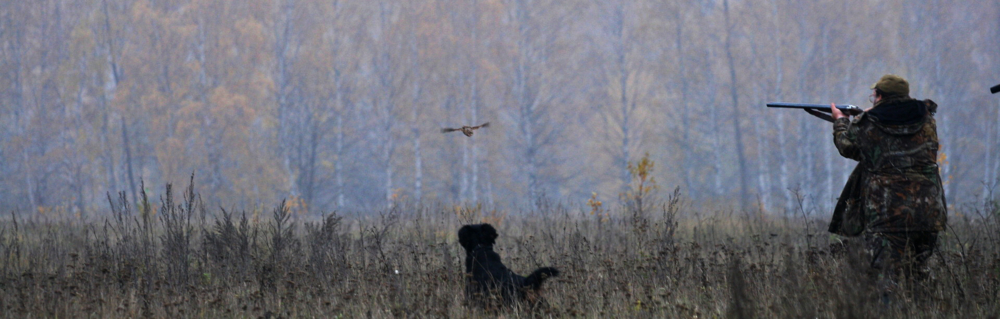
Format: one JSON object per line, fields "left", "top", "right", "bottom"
{"left": 2, "top": 0, "right": 999, "bottom": 216}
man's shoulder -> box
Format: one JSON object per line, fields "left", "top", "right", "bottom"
{"left": 923, "top": 99, "right": 938, "bottom": 115}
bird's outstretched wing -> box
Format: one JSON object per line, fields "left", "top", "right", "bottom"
{"left": 472, "top": 122, "right": 490, "bottom": 130}
{"left": 441, "top": 127, "right": 459, "bottom": 133}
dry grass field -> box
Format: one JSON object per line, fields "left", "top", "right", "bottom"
{"left": 0, "top": 185, "right": 997, "bottom": 318}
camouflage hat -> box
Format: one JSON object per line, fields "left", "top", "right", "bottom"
{"left": 870, "top": 74, "right": 909, "bottom": 97}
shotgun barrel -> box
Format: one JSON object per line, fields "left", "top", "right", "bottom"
{"left": 766, "top": 102, "right": 864, "bottom": 123}
{"left": 766, "top": 102, "right": 863, "bottom": 115}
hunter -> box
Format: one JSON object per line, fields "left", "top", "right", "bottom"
{"left": 828, "top": 74, "right": 947, "bottom": 287}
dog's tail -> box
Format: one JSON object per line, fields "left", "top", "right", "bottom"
{"left": 524, "top": 267, "right": 559, "bottom": 290}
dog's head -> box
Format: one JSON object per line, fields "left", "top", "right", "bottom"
{"left": 458, "top": 223, "right": 498, "bottom": 252}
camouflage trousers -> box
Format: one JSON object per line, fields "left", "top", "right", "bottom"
{"left": 864, "top": 231, "right": 938, "bottom": 284}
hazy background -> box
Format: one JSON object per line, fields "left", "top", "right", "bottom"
{"left": 1, "top": 0, "right": 997, "bottom": 216}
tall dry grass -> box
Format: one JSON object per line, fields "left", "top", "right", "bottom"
{"left": 0, "top": 183, "right": 997, "bottom": 318}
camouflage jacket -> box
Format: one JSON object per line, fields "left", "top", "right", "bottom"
{"left": 828, "top": 97, "right": 947, "bottom": 235}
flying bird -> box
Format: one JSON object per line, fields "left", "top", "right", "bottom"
{"left": 442, "top": 122, "right": 490, "bottom": 137}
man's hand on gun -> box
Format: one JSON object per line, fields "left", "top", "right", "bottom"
{"left": 831, "top": 103, "right": 847, "bottom": 120}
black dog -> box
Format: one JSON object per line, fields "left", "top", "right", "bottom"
{"left": 458, "top": 224, "right": 559, "bottom": 308}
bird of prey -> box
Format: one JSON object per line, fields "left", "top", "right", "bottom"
{"left": 442, "top": 122, "right": 490, "bottom": 137}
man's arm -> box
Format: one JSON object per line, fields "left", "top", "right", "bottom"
{"left": 833, "top": 118, "right": 862, "bottom": 161}
{"left": 831, "top": 103, "right": 862, "bottom": 161}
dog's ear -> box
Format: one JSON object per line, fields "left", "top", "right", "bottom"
{"left": 480, "top": 224, "right": 498, "bottom": 245}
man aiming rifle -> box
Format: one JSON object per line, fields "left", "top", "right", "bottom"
{"left": 766, "top": 103, "right": 863, "bottom": 122}
{"left": 828, "top": 74, "right": 947, "bottom": 297}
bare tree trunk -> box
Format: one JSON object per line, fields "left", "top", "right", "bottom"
{"left": 821, "top": 31, "right": 834, "bottom": 213}
{"left": 470, "top": 100, "right": 480, "bottom": 203}
{"left": 754, "top": 117, "right": 771, "bottom": 210}
{"left": 985, "top": 104, "right": 995, "bottom": 199}
{"left": 519, "top": 67, "right": 540, "bottom": 205}
{"left": 675, "top": 8, "right": 693, "bottom": 199}
{"left": 526, "top": 144, "right": 538, "bottom": 205}
{"left": 748, "top": 42, "right": 771, "bottom": 210}
{"left": 991, "top": 8, "right": 1000, "bottom": 195}
{"left": 461, "top": 134, "right": 469, "bottom": 201}
{"left": 469, "top": 4, "right": 481, "bottom": 203}
{"left": 776, "top": 110, "right": 791, "bottom": 212}
{"left": 94, "top": 6, "right": 120, "bottom": 196}
{"left": 836, "top": 66, "right": 854, "bottom": 205}
{"left": 335, "top": 115, "right": 345, "bottom": 208}
{"left": 460, "top": 64, "right": 470, "bottom": 201}
{"left": 484, "top": 155, "right": 495, "bottom": 206}
{"left": 71, "top": 84, "right": 88, "bottom": 217}
{"left": 410, "top": 67, "right": 424, "bottom": 204}
{"left": 327, "top": 3, "right": 347, "bottom": 210}
{"left": 99, "top": 89, "right": 117, "bottom": 198}
{"left": 511, "top": 0, "right": 541, "bottom": 207}
{"left": 518, "top": 60, "right": 540, "bottom": 204}
{"left": 274, "top": 0, "right": 299, "bottom": 198}
{"left": 770, "top": 2, "right": 791, "bottom": 212}
{"left": 701, "top": 47, "right": 724, "bottom": 198}
{"left": 982, "top": 98, "right": 1000, "bottom": 198}
{"left": 823, "top": 130, "right": 834, "bottom": 212}
{"left": 612, "top": 3, "right": 631, "bottom": 192}
{"left": 940, "top": 113, "right": 954, "bottom": 202}
{"left": 100, "top": 0, "right": 122, "bottom": 86}
{"left": 413, "top": 126, "right": 422, "bottom": 203}
{"left": 793, "top": 84, "right": 815, "bottom": 213}
{"left": 378, "top": 92, "right": 396, "bottom": 209}
{"left": 305, "top": 123, "right": 318, "bottom": 213}
{"left": 711, "top": 98, "right": 725, "bottom": 197}
{"left": 23, "top": 150, "right": 37, "bottom": 210}
{"left": 723, "top": 0, "right": 749, "bottom": 209}
{"left": 9, "top": 17, "right": 28, "bottom": 210}
{"left": 803, "top": 121, "right": 815, "bottom": 209}
{"left": 384, "top": 132, "right": 394, "bottom": 209}
{"left": 621, "top": 116, "right": 630, "bottom": 192}
{"left": 122, "top": 117, "right": 138, "bottom": 206}
{"left": 993, "top": 100, "right": 1000, "bottom": 192}
{"left": 75, "top": 165, "right": 86, "bottom": 217}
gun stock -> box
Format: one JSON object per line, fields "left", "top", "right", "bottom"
{"left": 991, "top": 84, "right": 999, "bottom": 94}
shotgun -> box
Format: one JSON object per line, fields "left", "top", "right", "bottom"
{"left": 766, "top": 102, "right": 864, "bottom": 123}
